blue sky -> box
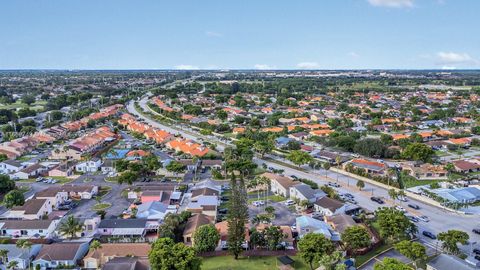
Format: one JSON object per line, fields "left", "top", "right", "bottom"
{"left": 1, "top": 0, "right": 479, "bottom": 69}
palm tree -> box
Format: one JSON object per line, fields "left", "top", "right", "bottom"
{"left": 7, "top": 260, "right": 18, "bottom": 270}
{"left": 0, "top": 249, "right": 9, "bottom": 265}
{"left": 59, "top": 215, "right": 83, "bottom": 240}
{"left": 388, "top": 189, "right": 398, "bottom": 205}
{"left": 89, "top": 240, "right": 102, "bottom": 252}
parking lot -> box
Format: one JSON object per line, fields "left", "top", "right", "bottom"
{"left": 249, "top": 201, "right": 298, "bottom": 226}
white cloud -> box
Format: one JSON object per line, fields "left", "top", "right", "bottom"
{"left": 296, "top": 62, "right": 320, "bottom": 69}
{"left": 436, "top": 52, "right": 476, "bottom": 65}
{"left": 367, "top": 0, "right": 414, "bottom": 8}
{"left": 174, "top": 65, "right": 199, "bottom": 70}
{"left": 254, "top": 64, "right": 275, "bottom": 70}
{"left": 441, "top": 66, "right": 457, "bottom": 70}
{"left": 205, "top": 31, "right": 222, "bottom": 37}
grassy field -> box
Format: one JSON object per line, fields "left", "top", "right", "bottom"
{"left": 201, "top": 255, "right": 310, "bottom": 270}
{"left": 0, "top": 100, "right": 47, "bottom": 111}
{"left": 402, "top": 178, "right": 445, "bottom": 188}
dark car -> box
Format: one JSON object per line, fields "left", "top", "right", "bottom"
{"left": 473, "top": 228, "right": 480, "bottom": 234}
{"left": 218, "top": 208, "right": 228, "bottom": 214}
{"left": 58, "top": 205, "right": 72, "bottom": 211}
{"left": 220, "top": 196, "right": 229, "bottom": 201}
{"left": 408, "top": 204, "right": 420, "bottom": 210}
{"left": 407, "top": 215, "right": 419, "bottom": 222}
{"left": 422, "top": 231, "right": 436, "bottom": 239}
{"left": 475, "top": 255, "right": 480, "bottom": 261}
{"left": 370, "top": 197, "right": 384, "bottom": 204}
{"left": 473, "top": 248, "right": 480, "bottom": 255}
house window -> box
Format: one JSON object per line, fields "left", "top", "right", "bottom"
{"left": 20, "top": 230, "right": 27, "bottom": 235}
{"left": 39, "top": 230, "right": 44, "bottom": 233}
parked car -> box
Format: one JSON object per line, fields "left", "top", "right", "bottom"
{"left": 285, "top": 200, "right": 295, "bottom": 206}
{"left": 218, "top": 208, "right": 228, "bottom": 214}
{"left": 252, "top": 201, "right": 265, "bottom": 207}
{"left": 423, "top": 231, "right": 436, "bottom": 239}
{"left": 370, "top": 197, "right": 384, "bottom": 204}
{"left": 472, "top": 228, "right": 480, "bottom": 234}
{"left": 327, "top": 182, "right": 340, "bottom": 188}
{"left": 408, "top": 204, "right": 420, "bottom": 210}
{"left": 473, "top": 248, "right": 480, "bottom": 255}
{"left": 407, "top": 215, "right": 419, "bottom": 222}
{"left": 290, "top": 175, "right": 298, "bottom": 180}
{"left": 418, "top": 215, "right": 430, "bottom": 222}
{"left": 475, "top": 255, "right": 480, "bottom": 261}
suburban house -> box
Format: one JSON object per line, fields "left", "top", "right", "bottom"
{"left": 33, "top": 242, "right": 90, "bottom": 270}
{"left": 403, "top": 163, "right": 448, "bottom": 180}
{"left": 83, "top": 243, "right": 151, "bottom": 269}
{"left": 35, "top": 187, "right": 69, "bottom": 209}
{"left": 346, "top": 159, "right": 386, "bottom": 175}
{"left": 75, "top": 157, "right": 102, "bottom": 173}
{"left": 314, "top": 197, "right": 347, "bottom": 216}
{"left": 97, "top": 219, "right": 148, "bottom": 238}
{"left": 324, "top": 214, "right": 358, "bottom": 234}
{"left": 295, "top": 215, "right": 340, "bottom": 241}
{"left": 0, "top": 219, "right": 60, "bottom": 239}
{"left": 289, "top": 183, "right": 326, "bottom": 203}
{"left": 60, "top": 184, "right": 98, "bottom": 199}
{"left": 7, "top": 198, "right": 53, "bottom": 220}
{"left": 0, "top": 244, "right": 42, "bottom": 269}
{"left": 12, "top": 164, "right": 47, "bottom": 180}
{"left": 182, "top": 213, "right": 213, "bottom": 245}
{"left": 48, "top": 161, "right": 75, "bottom": 178}
{"left": 190, "top": 187, "right": 220, "bottom": 201}
{"left": 452, "top": 160, "right": 480, "bottom": 174}
{"left": 433, "top": 187, "right": 480, "bottom": 204}
{"left": 262, "top": 173, "right": 296, "bottom": 198}
{"left": 101, "top": 257, "right": 150, "bottom": 270}
{"left": 0, "top": 160, "right": 24, "bottom": 175}
{"left": 186, "top": 195, "right": 218, "bottom": 218}
{"left": 134, "top": 201, "right": 175, "bottom": 221}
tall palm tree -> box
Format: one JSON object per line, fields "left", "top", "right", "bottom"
{"left": 58, "top": 215, "right": 83, "bottom": 240}
{"left": 388, "top": 189, "right": 398, "bottom": 205}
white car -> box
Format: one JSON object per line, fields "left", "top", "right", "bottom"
{"left": 252, "top": 201, "right": 265, "bottom": 207}
{"left": 395, "top": 206, "right": 407, "bottom": 213}
{"left": 284, "top": 200, "right": 295, "bottom": 206}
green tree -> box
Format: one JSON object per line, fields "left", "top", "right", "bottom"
{"left": 89, "top": 239, "right": 102, "bottom": 252}
{"left": 22, "top": 95, "right": 35, "bottom": 105}
{"left": 375, "top": 207, "right": 417, "bottom": 242}
{"left": 373, "top": 258, "right": 411, "bottom": 270}
{"left": 394, "top": 240, "right": 426, "bottom": 269}
{"left": 318, "top": 251, "right": 344, "bottom": 270}
{"left": 7, "top": 260, "right": 18, "bottom": 270}
{"left": 0, "top": 174, "right": 15, "bottom": 194}
{"left": 193, "top": 224, "right": 220, "bottom": 253}
{"left": 341, "top": 225, "right": 371, "bottom": 254}
{"left": 287, "top": 150, "right": 313, "bottom": 166}
{"left": 254, "top": 140, "right": 274, "bottom": 158}
{"left": 264, "top": 226, "right": 285, "bottom": 251}
{"left": 216, "top": 110, "right": 228, "bottom": 121}
{"left": 437, "top": 230, "right": 469, "bottom": 255}
{"left": 0, "top": 249, "right": 8, "bottom": 264}
{"left": 166, "top": 161, "right": 186, "bottom": 173}
{"left": 116, "top": 170, "right": 139, "bottom": 185}
{"left": 149, "top": 238, "right": 201, "bottom": 270}
{"left": 388, "top": 189, "right": 398, "bottom": 204}
{"left": 227, "top": 175, "right": 248, "bottom": 259}
{"left": 401, "top": 143, "right": 434, "bottom": 163}
{"left": 298, "top": 233, "right": 334, "bottom": 270}
{"left": 58, "top": 215, "right": 83, "bottom": 239}
{"left": 3, "top": 189, "right": 25, "bottom": 208}
{"left": 356, "top": 180, "right": 365, "bottom": 190}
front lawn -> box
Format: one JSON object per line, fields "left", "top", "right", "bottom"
{"left": 201, "top": 255, "right": 310, "bottom": 270}
{"left": 355, "top": 243, "right": 392, "bottom": 267}
{"left": 248, "top": 195, "right": 285, "bottom": 203}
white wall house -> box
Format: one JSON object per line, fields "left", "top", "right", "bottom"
{"left": 75, "top": 158, "right": 102, "bottom": 173}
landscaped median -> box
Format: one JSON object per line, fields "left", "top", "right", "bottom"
{"left": 92, "top": 203, "right": 111, "bottom": 211}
